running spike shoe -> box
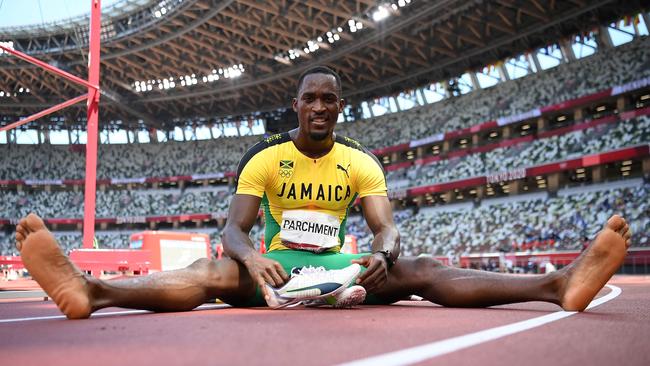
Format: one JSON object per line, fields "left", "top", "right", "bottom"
{"left": 265, "top": 263, "right": 362, "bottom": 309}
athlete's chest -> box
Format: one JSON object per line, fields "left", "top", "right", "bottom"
{"left": 267, "top": 148, "right": 354, "bottom": 210}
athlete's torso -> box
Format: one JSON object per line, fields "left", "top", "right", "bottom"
{"left": 236, "top": 132, "right": 386, "bottom": 252}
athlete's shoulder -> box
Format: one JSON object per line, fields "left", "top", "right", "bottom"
{"left": 237, "top": 132, "right": 291, "bottom": 177}
{"left": 334, "top": 134, "right": 369, "bottom": 153}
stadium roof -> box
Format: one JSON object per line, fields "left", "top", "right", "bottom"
{"left": 0, "top": 0, "right": 648, "bottom": 130}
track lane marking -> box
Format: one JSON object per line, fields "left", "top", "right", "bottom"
{"left": 338, "top": 284, "right": 621, "bottom": 366}
{"left": 0, "top": 303, "right": 230, "bottom": 323}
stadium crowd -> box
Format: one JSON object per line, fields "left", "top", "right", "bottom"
{"left": 388, "top": 114, "right": 650, "bottom": 188}
{"left": 4, "top": 181, "right": 646, "bottom": 257}
{"left": 0, "top": 135, "right": 258, "bottom": 180}
{"left": 0, "top": 187, "right": 231, "bottom": 219}
{"left": 2, "top": 109, "right": 647, "bottom": 221}
{"left": 348, "top": 182, "right": 649, "bottom": 256}
{"left": 2, "top": 113, "right": 646, "bottom": 220}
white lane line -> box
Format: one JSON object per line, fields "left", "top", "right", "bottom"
{"left": 338, "top": 285, "right": 621, "bottom": 366}
{"left": 0, "top": 303, "right": 230, "bottom": 324}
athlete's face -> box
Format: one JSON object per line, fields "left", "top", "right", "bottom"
{"left": 293, "top": 73, "right": 344, "bottom": 141}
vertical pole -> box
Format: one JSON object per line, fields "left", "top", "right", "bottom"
{"left": 83, "top": 0, "right": 101, "bottom": 249}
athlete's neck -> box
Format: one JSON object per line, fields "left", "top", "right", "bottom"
{"left": 289, "top": 128, "right": 335, "bottom": 159}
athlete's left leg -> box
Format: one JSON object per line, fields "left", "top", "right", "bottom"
{"left": 371, "top": 215, "right": 631, "bottom": 311}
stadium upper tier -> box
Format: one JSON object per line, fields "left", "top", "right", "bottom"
{"left": 1, "top": 36, "right": 649, "bottom": 181}
{"left": 388, "top": 114, "right": 650, "bottom": 189}
{"left": 1, "top": 1, "right": 645, "bottom": 125}
{"left": 338, "top": 36, "right": 650, "bottom": 151}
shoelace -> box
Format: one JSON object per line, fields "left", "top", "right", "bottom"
{"left": 290, "top": 265, "right": 326, "bottom": 277}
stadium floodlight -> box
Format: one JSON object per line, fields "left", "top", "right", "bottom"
{"left": 373, "top": 6, "right": 390, "bottom": 22}
{"left": 0, "top": 41, "right": 14, "bottom": 55}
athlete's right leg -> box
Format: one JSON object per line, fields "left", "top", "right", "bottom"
{"left": 15, "top": 213, "right": 256, "bottom": 319}
{"left": 371, "top": 215, "right": 631, "bottom": 311}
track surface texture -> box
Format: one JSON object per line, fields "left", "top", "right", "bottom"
{"left": 1, "top": 275, "right": 648, "bottom": 366}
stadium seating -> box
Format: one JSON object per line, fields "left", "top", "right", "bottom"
{"left": 348, "top": 181, "right": 649, "bottom": 256}
{"left": 1, "top": 37, "right": 649, "bottom": 258}
{"left": 338, "top": 37, "right": 650, "bottom": 150}
{"left": 390, "top": 115, "right": 650, "bottom": 188}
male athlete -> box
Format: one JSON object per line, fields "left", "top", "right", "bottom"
{"left": 15, "top": 66, "right": 631, "bottom": 319}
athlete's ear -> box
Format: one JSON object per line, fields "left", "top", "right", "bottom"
{"left": 338, "top": 98, "right": 345, "bottom": 112}
{"left": 292, "top": 98, "right": 298, "bottom": 112}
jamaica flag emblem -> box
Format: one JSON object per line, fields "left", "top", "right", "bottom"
{"left": 279, "top": 160, "right": 294, "bottom": 178}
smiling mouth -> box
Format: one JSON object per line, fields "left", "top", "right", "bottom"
{"left": 310, "top": 118, "right": 328, "bottom": 124}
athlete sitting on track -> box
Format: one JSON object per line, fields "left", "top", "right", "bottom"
{"left": 15, "top": 66, "right": 632, "bottom": 319}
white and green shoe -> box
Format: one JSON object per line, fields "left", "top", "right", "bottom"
{"left": 265, "top": 263, "right": 362, "bottom": 309}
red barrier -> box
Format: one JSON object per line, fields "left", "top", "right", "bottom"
{"left": 69, "top": 249, "right": 151, "bottom": 277}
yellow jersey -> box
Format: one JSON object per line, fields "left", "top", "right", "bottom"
{"left": 236, "top": 132, "right": 387, "bottom": 252}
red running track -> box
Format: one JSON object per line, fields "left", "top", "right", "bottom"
{"left": 0, "top": 275, "right": 649, "bottom": 366}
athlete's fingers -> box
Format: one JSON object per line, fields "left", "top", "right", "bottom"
{"left": 356, "top": 257, "right": 384, "bottom": 286}
{"left": 359, "top": 262, "right": 387, "bottom": 291}
{"left": 260, "top": 270, "right": 279, "bottom": 288}
{"left": 351, "top": 255, "right": 371, "bottom": 268}
{"left": 355, "top": 260, "right": 376, "bottom": 284}
{"left": 266, "top": 267, "right": 285, "bottom": 287}
{"left": 273, "top": 262, "right": 289, "bottom": 282}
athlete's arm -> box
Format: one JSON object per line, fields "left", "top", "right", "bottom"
{"left": 222, "top": 194, "right": 289, "bottom": 297}
{"left": 352, "top": 194, "right": 400, "bottom": 291}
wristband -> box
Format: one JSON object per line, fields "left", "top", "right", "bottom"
{"left": 375, "top": 250, "right": 396, "bottom": 268}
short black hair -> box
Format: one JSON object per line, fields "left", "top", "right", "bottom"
{"left": 296, "top": 66, "right": 342, "bottom": 96}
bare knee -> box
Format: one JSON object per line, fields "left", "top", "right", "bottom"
{"left": 412, "top": 256, "right": 444, "bottom": 274}
{"left": 188, "top": 258, "right": 223, "bottom": 285}
{"left": 384, "top": 256, "right": 444, "bottom": 294}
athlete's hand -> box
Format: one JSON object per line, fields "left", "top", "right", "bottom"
{"left": 351, "top": 253, "right": 389, "bottom": 292}
{"left": 243, "top": 253, "right": 289, "bottom": 302}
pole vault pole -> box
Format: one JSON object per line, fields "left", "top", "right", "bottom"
{"left": 82, "top": 0, "right": 102, "bottom": 249}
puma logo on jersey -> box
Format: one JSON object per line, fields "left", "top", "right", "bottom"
{"left": 337, "top": 163, "right": 350, "bottom": 178}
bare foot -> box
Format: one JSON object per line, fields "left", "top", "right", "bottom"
{"left": 559, "top": 215, "right": 631, "bottom": 311}
{"left": 16, "top": 213, "right": 92, "bottom": 319}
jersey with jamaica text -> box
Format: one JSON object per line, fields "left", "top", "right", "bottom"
{"left": 235, "top": 132, "right": 387, "bottom": 253}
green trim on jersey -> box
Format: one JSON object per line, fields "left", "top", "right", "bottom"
{"left": 261, "top": 193, "right": 281, "bottom": 252}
